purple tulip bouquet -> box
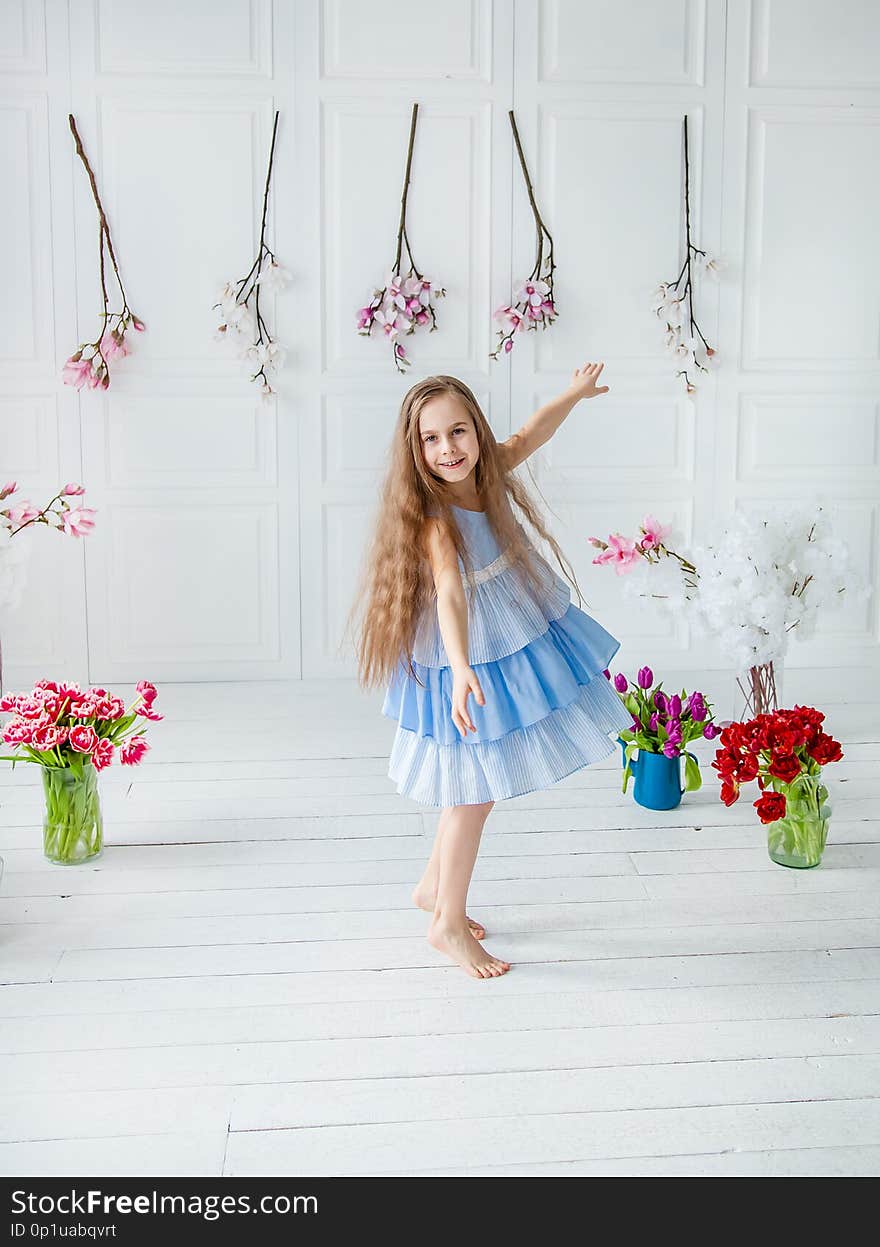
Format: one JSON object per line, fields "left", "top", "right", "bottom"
{"left": 612, "top": 665, "right": 719, "bottom": 794}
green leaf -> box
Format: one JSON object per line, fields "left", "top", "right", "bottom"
{"left": 684, "top": 752, "right": 702, "bottom": 793}
{"left": 622, "top": 764, "right": 631, "bottom": 794}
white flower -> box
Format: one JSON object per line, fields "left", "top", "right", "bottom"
{"left": 256, "top": 260, "right": 291, "bottom": 294}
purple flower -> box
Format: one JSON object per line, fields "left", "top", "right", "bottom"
{"left": 703, "top": 722, "right": 719, "bottom": 740}
{"left": 613, "top": 673, "right": 628, "bottom": 694}
{"left": 667, "top": 722, "right": 683, "bottom": 746}
{"left": 602, "top": 668, "right": 611, "bottom": 679}
{"left": 662, "top": 741, "right": 680, "bottom": 758}
{"left": 689, "top": 694, "right": 707, "bottom": 723}
{"left": 654, "top": 691, "right": 668, "bottom": 712}
{"left": 669, "top": 694, "right": 682, "bottom": 718}
{"left": 637, "top": 666, "right": 653, "bottom": 689}
{"left": 649, "top": 711, "right": 659, "bottom": 731}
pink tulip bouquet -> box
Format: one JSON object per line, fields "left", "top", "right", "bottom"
{"left": 612, "top": 665, "right": 718, "bottom": 794}
{"left": 0, "top": 679, "right": 162, "bottom": 864}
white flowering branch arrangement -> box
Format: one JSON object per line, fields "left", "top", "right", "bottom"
{"left": 652, "top": 116, "right": 721, "bottom": 394}
{"left": 214, "top": 111, "right": 290, "bottom": 402}
{"left": 590, "top": 506, "right": 863, "bottom": 713}
{"left": 63, "top": 116, "right": 144, "bottom": 392}
{"left": 491, "top": 110, "right": 557, "bottom": 360}
{"left": 356, "top": 103, "right": 446, "bottom": 374}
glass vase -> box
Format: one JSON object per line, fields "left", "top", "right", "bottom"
{"left": 766, "top": 773, "right": 830, "bottom": 869}
{"left": 41, "top": 764, "right": 103, "bottom": 865}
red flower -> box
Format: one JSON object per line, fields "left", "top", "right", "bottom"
{"left": 768, "top": 753, "right": 802, "bottom": 783}
{"left": 719, "top": 723, "right": 746, "bottom": 750}
{"left": 754, "top": 791, "right": 787, "bottom": 824}
{"left": 766, "top": 725, "right": 799, "bottom": 754}
{"left": 712, "top": 746, "right": 739, "bottom": 778}
{"left": 808, "top": 732, "right": 843, "bottom": 766}
{"left": 720, "top": 779, "right": 739, "bottom": 806}
{"left": 793, "top": 704, "right": 825, "bottom": 727}
{"left": 737, "top": 751, "right": 759, "bottom": 783}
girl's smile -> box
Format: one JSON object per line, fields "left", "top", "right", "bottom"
{"left": 418, "top": 394, "right": 480, "bottom": 495}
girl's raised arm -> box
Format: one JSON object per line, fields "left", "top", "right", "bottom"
{"left": 500, "top": 361, "right": 610, "bottom": 471}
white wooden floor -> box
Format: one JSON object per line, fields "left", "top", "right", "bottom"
{"left": 0, "top": 669, "right": 878, "bottom": 1177}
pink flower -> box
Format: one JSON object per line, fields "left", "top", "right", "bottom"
{"left": 15, "top": 697, "right": 45, "bottom": 720}
{"left": 6, "top": 502, "right": 40, "bottom": 525}
{"left": 69, "top": 724, "right": 98, "bottom": 753}
{"left": 62, "top": 356, "right": 93, "bottom": 390}
{"left": 94, "top": 697, "right": 125, "bottom": 721}
{"left": 120, "top": 735, "right": 149, "bottom": 766}
{"left": 34, "top": 680, "right": 59, "bottom": 693}
{"left": 61, "top": 507, "right": 97, "bottom": 537}
{"left": 513, "top": 278, "right": 550, "bottom": 306}
{"left": 136, "top": 680, "right": 158, "bottom": 707}
{"left": 0, "top": 481, "right": 16, "bottom": 499}
{"left": 92, "top": 737, "right": 115, "bottom": 771}
{"left": 2, "top": 722, "right": 33, "bottom": 745}
{"left": 592, "top": 534, "right": 640, "bottom": 575}
{"left": 132, "top": 317, "right": 146, "bottom": 332}
{"left": 57, "top": 682, "right": 82, "bottom": 701}
{"left": 99, "top": 331, "right": 130, "bottom": 359}
{"left": 639, "top": 514, "right": 671, "bottom": 551}
{"left": 69, "top": 698, "right": 98, "bottom": 718}
{"left": 31, "top": 724, "right": 67, "bottom": 750}
{"left": 493, "top": 306, "right": 524, "bottom": 333}
{"left": 0, "top": 694, "right": 18, "bottom": 711}
{"left": 503, "top": 339, "right": 513, "bottom": 353}
{"left": 356, "top": 305, "right": 375, "bottom": 330}
{"left": 135, "top": 705, "right": 163, "bottom": 721}
{"left": 62, "top": 483, "right": 86, "bottom": 496}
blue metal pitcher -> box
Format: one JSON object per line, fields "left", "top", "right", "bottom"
{"left": 619, "top": 739, "right": 700, "bottom": 811}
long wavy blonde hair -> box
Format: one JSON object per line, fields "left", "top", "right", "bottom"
{"left": 346, "top": 375, "right": 586, "bottom": 690}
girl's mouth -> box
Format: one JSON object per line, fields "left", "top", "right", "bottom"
{"left": 439, "top": 457, "right": 465, "bottom": 469}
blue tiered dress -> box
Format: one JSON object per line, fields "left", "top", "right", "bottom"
{"left": 381, "top": 504, "right": 633, "bottom": 807}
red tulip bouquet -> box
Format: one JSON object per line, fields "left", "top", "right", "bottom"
{"left": 613, "top": 665, "right": 718, "bottom": 795}
{"left": 0, "top": 679, "right": 162, "bottom": 864}
{"left": 712, "top": 706, "right": 842, "bottom": 868}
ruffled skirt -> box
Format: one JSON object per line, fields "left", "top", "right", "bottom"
{"left": 382, "top": 561, "right": 632, "bottom": 806}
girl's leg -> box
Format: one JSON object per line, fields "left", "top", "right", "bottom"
{"left": 412, "top": 807, "right": 486, "bottom": 937}
{"left": 427, "top": 801, "right": 510, "bottom": 979}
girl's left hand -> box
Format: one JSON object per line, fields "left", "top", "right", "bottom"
{"left": 569, "top": 361, "right": 609, "bottom": 400}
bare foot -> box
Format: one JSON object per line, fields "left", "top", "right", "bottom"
{"left": 412, "top": 885, "right": 485, "bottom": 939}
{"left": 427, "top": 918, "right": 510, "bottom": 979}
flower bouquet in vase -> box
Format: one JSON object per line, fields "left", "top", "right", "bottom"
{"left": 0, "top": 680, "right": 161, "bottom": 865}
{"left": 612, "top": 666, "right": 718, "bottom": 810}
{"left": 591, "top": 506, "right": 863, "bottom": 722}
{"left": 711, "top": 706, "right": 841, "bottom": 868}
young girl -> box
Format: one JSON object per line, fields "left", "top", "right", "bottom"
{"left": 351, "top": 366, "right": 632, "bottom": 980}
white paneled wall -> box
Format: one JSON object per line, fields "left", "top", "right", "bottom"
{"left": 0, "top": 0, "right": 877, "bottom": 686}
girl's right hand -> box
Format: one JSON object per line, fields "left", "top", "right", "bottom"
{"left": 451, "top": 665, "right": 485, "bottom": 738}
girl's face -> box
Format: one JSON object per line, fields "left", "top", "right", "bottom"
{"left": 418, "top": 394, "right": 480, "bottom": 486}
